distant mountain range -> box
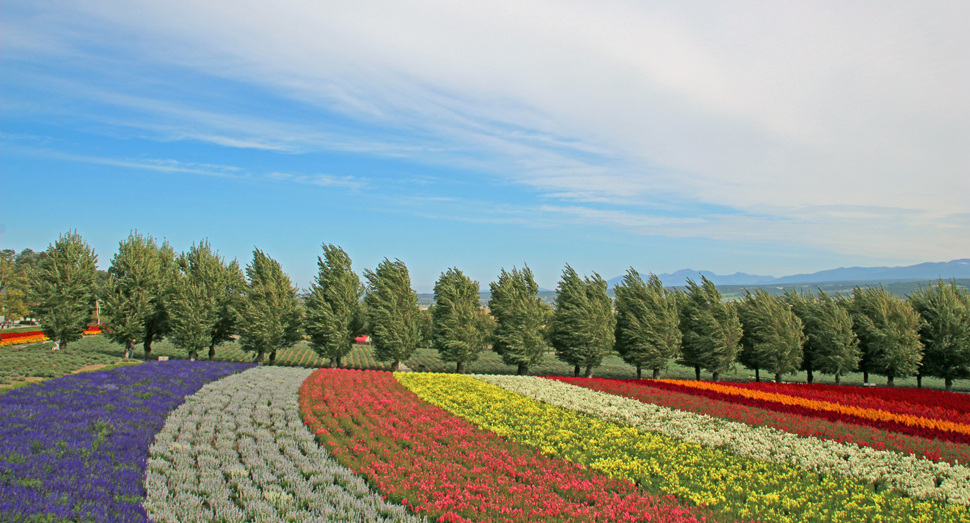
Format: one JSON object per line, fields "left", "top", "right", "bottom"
{"left": 606, "top": 259, "right": 970, "bottom": 288}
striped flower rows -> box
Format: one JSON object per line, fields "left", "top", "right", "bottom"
{"left": 145, "top": 366, "right": 422, "bottom": 523}
{"left": 299, "top": 369, "right": 708, "bottom": 523}
{"left": 553, "top": 376, "right": 970, "bottom": 465}
{"left": 640, "top": 379, "right": 970, "bottom": 444}
{"left": 0, "top": 327, "right": 100, "bottom": 347}
{"left": 397, "top": 373, "right": 968, "bottom": 523}
{"left": 477, "top": 374, "right": 970, "bottom": 504}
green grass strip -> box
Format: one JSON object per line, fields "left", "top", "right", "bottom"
{"left": 397, "top": 373, "right": 967, "bottom": 523}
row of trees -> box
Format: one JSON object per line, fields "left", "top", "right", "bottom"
{"left": 17, "top": 232, "right": 970, "bottom": 390}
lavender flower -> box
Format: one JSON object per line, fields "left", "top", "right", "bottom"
{"left": 0, "top": 360, "right": 253, "bottom": 522}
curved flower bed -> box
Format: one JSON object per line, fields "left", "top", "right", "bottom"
{"left": 0, "top": 360, "right": 252, "bottom": 522}
{"left": 736, "top": 381, "right": 970, "bottom": 416}
{"left": 553, "top": 376, "right": 970, "bottom": 465}
{"left": 477, "top": 374, "right": 970, "bottom": 504}
{"left": 300, "top": 368, "right": 707, "bottom": 523}
{"left": 398, "top": 373, "right": 968, "bottom": 523}
{"left": 145, "top": 366, "right": 421, "bottom": 522}
{"left": 631, "top": 379, "right": 970, "bottom": 444}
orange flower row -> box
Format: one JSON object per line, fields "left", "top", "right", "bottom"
{"left": 0, "top": 334, "right": 49, "bottom": 347}
{"left": 657, "top": 379, "right": 970, "bottom": 437}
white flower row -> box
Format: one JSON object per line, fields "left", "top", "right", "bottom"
{"left": 144, "top": 366, "right": 425, "bottom": 523}
{"left": 473, "top": 374, "right": 970, "bottom": 505}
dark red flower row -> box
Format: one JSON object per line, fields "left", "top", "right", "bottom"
{"left": 299, "top": 369, "right": 709, "bottom": 523}
{"left": 550, "top": 377, "right": 970, "bottom": 464}
{"left": 0, "top": 330, "right": 44, "bottom": 341}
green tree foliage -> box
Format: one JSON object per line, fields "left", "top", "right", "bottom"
{"left": 678, "top": 276, "right": 742, "bottom": 381}
{"left": 168, "top": 240, "right": 245, "bottom": 360}
{"left": 550, "top": 265, "right": 615, "bottom": 378}
{"left": 29, "top": 231, "right": 98, "bottom": 349}
{"left": 102, "top": 232, "right": 176, "bottom": 360}
{"left": 417, "top": 307, "right": 433, "bottom": 348}
{"left": 850, "top": 286, "right": 923, "bottom": 386}
{"left": 488, "top": 266, "right": 549, "bottom": 375}
{"left": 0, "top": 248, "right": 46, "bottom": 321}
{"left": 783, "top": 290, "right": 860, "bottom": 384}
{"left": 737, "top": 290, "right": 805, "bottom": 383}
{"left": 614, "top": 269, "right": 681, "bottom": 379}
{"left": 304, "top": 244, "right": 365, "bottom": 368}
{"left": 364, "top": 258, "right": 420, "bottom": 371}
{"left": 432, "top": 268, "right": 488, "bottom": 373}
{"left": 237, "top": 249, "right": 303, "bottom": 364}
{"left": 909, "top": 280, "right": 970, "bottom": 391}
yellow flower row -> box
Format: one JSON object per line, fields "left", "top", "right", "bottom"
{"left": 0, "top": 334, "right": 48, "bottom": 347}
{"left": 656, "top": 379, "right": 970, "bottom": 436}
{"left": 396, "top": 373, "right": 966, "bottom": 523}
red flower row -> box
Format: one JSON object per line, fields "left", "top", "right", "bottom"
{"left": 722, "top": 381, "right": 970, "bottom": 425}
{"left": 551, "top": 377, "right": 970, "bottom": 465}
{"left": 0, "top": 330, "right": 45, "bottom": 341}
{"left": 299, "top": 369, "right": 709, "bottom": 523}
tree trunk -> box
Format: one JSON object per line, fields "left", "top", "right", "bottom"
{"left": 946, "top": 377, "right": 954, "bottom": 392}
{"left": 863, "top": 371, "right": 869, "bottom": 384}
{"left": 755, "top": 368, "right": 760, "bottom": 382}
{"left": 391, "top": 360, "right": 400, "bottom": 372}
{"left": 143, "top": 339, "right": 153, "bottom": 361}
{"left": 255, "top": 350, "right": 264, "bottom": 363}
{"left": 835, "top": 374, "right": 841, "bottom": 385}
{"left": 517, "top": 363, "right": 528, "bottom": 375}
{"left": 268, "top": 350, "right": 277, "bottom": 365}
{"left": 60, "top": 339, "right": 68, "bottom": 351}
{"left": 208, "top": 342, "right": 216, "bottom": 361}
{"left": 334, "top": 356, "right": 342, "bottom": 369}
{"left": 694, "top": 365, "right": 701, "bottom": 380}
{"left": 456, "top": 361, "right": 465, "bottom": 374}
{"left": 712, "top": 371, "right": 720, "bottom": 382}
{"left": 886, "top": 375, "right": 894, "bottom": 387}
{"left": 189, "top": 349, "right": 198, "bottom": 361}
{"left": 653, "top": 368, "right": 661, "bottom": 380}
{"left": 806, "top": 368, "right": 814, "bottom": 384}
{"left": 775, "top": 373, "right": 782, "bottom": 383}
{"left": 584, "top": 365, "right": 594, "bottom": 378}
{"left": 916, "top": 373, "right": 922, "bottom": 389}
{"left": 573, "top": 365, "right": 580, "bottom": 377}
{"left": 636, "top": 364, "right": 642, "bottom": 380}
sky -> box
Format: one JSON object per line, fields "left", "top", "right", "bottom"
{"left": 1, "top": 0, "right": 968, "bottom": 292}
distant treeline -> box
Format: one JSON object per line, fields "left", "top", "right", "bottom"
{"left": 6, "top": 231, "right": 970, "bottom": 391}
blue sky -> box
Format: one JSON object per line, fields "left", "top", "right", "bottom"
{"left": 2, "top": 0, "right": 968, "bottom": 292}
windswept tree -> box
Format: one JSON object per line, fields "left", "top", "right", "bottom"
{"left": 737, "top": 290, "right": 805, "bottom": 383}
{"left": 237, "top": 249, "right": 303, "bottom": 364}
{"left": 364, "top": 258, "right": 420, "bottom": 371}
{"left": 432, "top": 268, "right": 488, "bottom": 373}
{"left": 102, "top": 232, "right": 176, "bottom": 360}
{"left": 304, "top": 244, "right": 365, "bottom": 368}
{"left": 784, "top": 290, "right": 861, "bottom": 384}
{"left": 29, "top": 231, "right": 98, "bottom": 350}
{"left": 678, "top": 276, "right": 742, "bottom": 381}
{"left": 550, "top": 265, "right": 615, "bottom": 378}
{"left": 850, "top": 286, "right": 923, "bottom": 386}
{"left": 909, "top": 280, "right": 970, "bottom": 391}
{"left": 614, "top": 269, "right": 681, "bottom": 379}
{"left": 489, "top": 266, "right": 549, "bottom": 375}
{"left": 168, "top": 240, "right": 245, "bottom": 360}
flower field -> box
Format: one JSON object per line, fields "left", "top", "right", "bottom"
{"left": 5, "top": 355, "right": 969, "bottom": 522}
{"left": 0, "top": 360, "right": 252, "bottom": 522}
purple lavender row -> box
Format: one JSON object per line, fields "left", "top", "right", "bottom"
{"left": 0, "top": 360, "right": 254, "bottom": 523}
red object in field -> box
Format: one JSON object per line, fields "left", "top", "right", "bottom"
{"left": 354, "top": 335, "right": 369, "bottom": 344}
{"left": 0, "top": 330, "right": 45, "bottom": 341}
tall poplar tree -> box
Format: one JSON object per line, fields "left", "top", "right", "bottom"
{"left": 432, "top": 268, "right": 487, "bottom": 373}
{"left": 168, "top": 240, "right": 245, "bottom": 360}
{"left": 614, "top": 269, "right": 681, "bottom": 379}
{"left": 102, "top": 232, "right": 176, "bottom": 360}
{"left": 550, "top": 265, "right": 615, "bottom": 378}
{"left": 784, "top": 290, "right": 860, "bottom": 384}
{"left": 850, "top": 286, "right": 923, "bottom": 386}
{"left": 737, "top": 290, "right": 805, "bottom": 383}
{"left": 909, "top": 280, "right": 970, "bottom": 391}
{"left": 678, "top": 276, "right": 742, "bottom": 381}
{"left": 305, "top": 244, "right": 365, "bottom": 368}
{"left": 30, "top": 231, "right": 98, "bottom": 350}
{"left": 488, "top": 266, "right": 549, "bottom": 375}
{"left": 237, "top": 249, "right": 303, "bottom": 364}
{"left": 364, "top": 258, "right": 420, "bottom": 371}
